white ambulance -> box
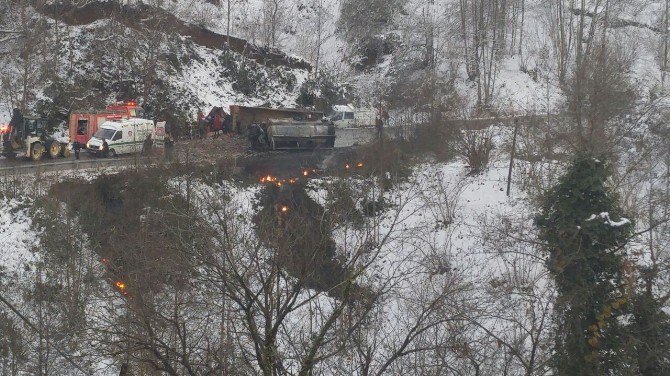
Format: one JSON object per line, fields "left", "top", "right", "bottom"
{"left": 86, "top": 118, "right": 154, "bottom": 156}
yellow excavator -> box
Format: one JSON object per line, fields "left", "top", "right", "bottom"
{"left": 1, "top": 109, "right": 70, "bottom": 161}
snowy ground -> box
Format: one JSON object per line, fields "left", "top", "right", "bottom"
{"left": 173, "top": 139, "right": 556, "bottom": 372}
{"left": 308, "top": 158, "right": 552, "bottom": 371}
{"left": 0, "top": 126, "right": 658, "bottom": 373}
{"left": 0, "top": 198, "right": 37, "bottom": 284}
{"left": 0, "top": 103, "right": 11, "bottom": 124}
{"left": 171, "top": 43, "right": 310, "bottom": 111}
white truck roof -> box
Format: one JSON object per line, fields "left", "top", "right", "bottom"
{"left": 332, "top": 105, "right": 377, "bottom": 114}
{"left": 332, "top": 104, "right": 355, "bottom": 113}
{"left": 100, "top": 118, "right": 153, "bottom": 129}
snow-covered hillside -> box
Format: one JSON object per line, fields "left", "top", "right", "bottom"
{"left": 2, "top": 0, "right": 667, "bottom": 123}
{"left": 2, "top": 1, "right": 670, "bottom": 374}
{"left": 0, "top": 198, "right": 37, "bottom": 285}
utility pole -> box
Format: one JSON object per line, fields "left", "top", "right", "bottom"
{"left": 227, "top": 0, "right": 232, "bottom": 46}
{"left": 506, "top": 117, "right": 519, "bottom": 197}
{"left": 663, "top": 0, "right": 669, "bottom": 87}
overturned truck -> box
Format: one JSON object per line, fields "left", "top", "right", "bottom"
{"left": 249, "top": 119, "right": 335, "bottom": 151}
{"left": 231, "top": 105, "right": 323, "bottom": 134}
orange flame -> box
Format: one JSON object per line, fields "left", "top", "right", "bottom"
{"left": 260, "top": 175, "right": 278, "bottom": 183}
{"left": 303, "top": 170, "right": 308, "bottom": 176}
{"left": 280, "top": 205, "right": 289, "bottom": 213}
{"left": 357, "top": 162, "right": 364, "bottom": 168}
{"left": 115, "top": 280, "right": 128, "bottom": 295}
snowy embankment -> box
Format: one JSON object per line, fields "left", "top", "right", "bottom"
{"left": 174, "top": 144, "right": 555, "bottom": 372}
{"left": 0, "top": 195, "right": 119, "bottom": 375}
{"left": 0, "top": 198, "right": 38, "bottom": 286}
{"left": 306, "top": 157, "right": 554, "bottom": 372}
{"left": 175, "top": 43, "right": 310, "bottom": 111}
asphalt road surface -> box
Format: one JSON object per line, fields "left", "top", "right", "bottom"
{"left": 0, "top": 128, "right": 381, "bottom": 176}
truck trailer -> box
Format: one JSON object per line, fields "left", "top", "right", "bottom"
{"left": 249, "top": 119, "right": 335, "bottom": 151}
{"left": 231, "top": 105, "right": 323, "bottom": 134}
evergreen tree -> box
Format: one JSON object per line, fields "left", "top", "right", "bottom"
{"left": 536, "top": 155, "right": 634, "bottom": 375}
{"left": 629, "top": 268, "right": 670, "bottom": 375}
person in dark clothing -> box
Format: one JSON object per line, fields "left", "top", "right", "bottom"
{"left": 198, "top": 120, "right": 206, "bottom": 139}
{"left": 197, "top": 110, "right": 205, "bottom": 138}
{"left": 224, "top": 114, "right": 233, "bottom": 135}
{"left": 142, "top": 134, "right": 153, "bottom": 156}
{"left": 327, "top": 123, "right": 336, "bottom": 148}
{"left": 375, "top": 116, "right": 384, "bottom": 139}
{"left": 9, "top": 108, "right": 23, "bottom": 129}
{"left": 248, "top": 123, "right": 266, "bottom": 150}
{"left": 73, "top": 141, "right": 82, "bottom": 160}
{"left": 8, "top": 108, "right": 24, "bottom": 141}
{"left": 164, "top": 135, "right": 174, "bottom": 161}
{"left": 101, "top": 139, "right": 109, "bottom": 158}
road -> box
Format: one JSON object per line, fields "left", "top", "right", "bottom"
{"left": 0, "top": 128, "right": 381, "bottom": 176}
{"left": 0, "top": 155, "right": 139, "bottom": 177}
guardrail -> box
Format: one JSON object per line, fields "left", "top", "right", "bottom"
{"left": 0, "top": 157, "right": 133, "bottom": 175}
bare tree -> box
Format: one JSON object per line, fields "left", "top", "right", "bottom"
{"left": 457, "top": 0, "right": 517, "bottom": 109}
{"left": 261, "top": 0, "right": 285, "bottom": 48}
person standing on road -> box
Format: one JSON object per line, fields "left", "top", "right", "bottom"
{"left": 101, "top": 139, "right": 109, "bottom": 158}
{"left": 375, "top": 115, "right": 384, "bottom": 139}
{"left": 142, "top": 134, "right": 153, "bottom": 156}
{"left": 73, "top": 141, "right": 81, "bottom": 160}
{"left": 164, "top": 134, "right": 174, "bottom": 162}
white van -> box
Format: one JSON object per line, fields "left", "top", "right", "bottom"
{"left": 86, "top": 118, "right": 154, "bottom": 156}
{"left": 326, "top": 105, "right": 375, "bottom": 128}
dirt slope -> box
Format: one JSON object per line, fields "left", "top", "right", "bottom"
{"left": 33, "top": 0, "right": 312, "bottom": 71}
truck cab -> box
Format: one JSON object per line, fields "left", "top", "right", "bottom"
{"left": 326, "top": 105, "right": 375, "bottom": 128}
{"left": 70, "top": 101, "right": 144, "bottom": 146}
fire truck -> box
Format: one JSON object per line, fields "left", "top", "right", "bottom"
{"left": 69, "top": 101, "right": 144, "bottom": 146}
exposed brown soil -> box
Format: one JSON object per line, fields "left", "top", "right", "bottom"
{"left": 33, "top": 1, "right": 311, "bottom": 71}
{"left": 172, "top": 134, "right": 250, "bottom": 163}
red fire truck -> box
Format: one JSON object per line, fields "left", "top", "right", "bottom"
{"left": 69, "top": 101, "right": 145, "bottom": 146}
